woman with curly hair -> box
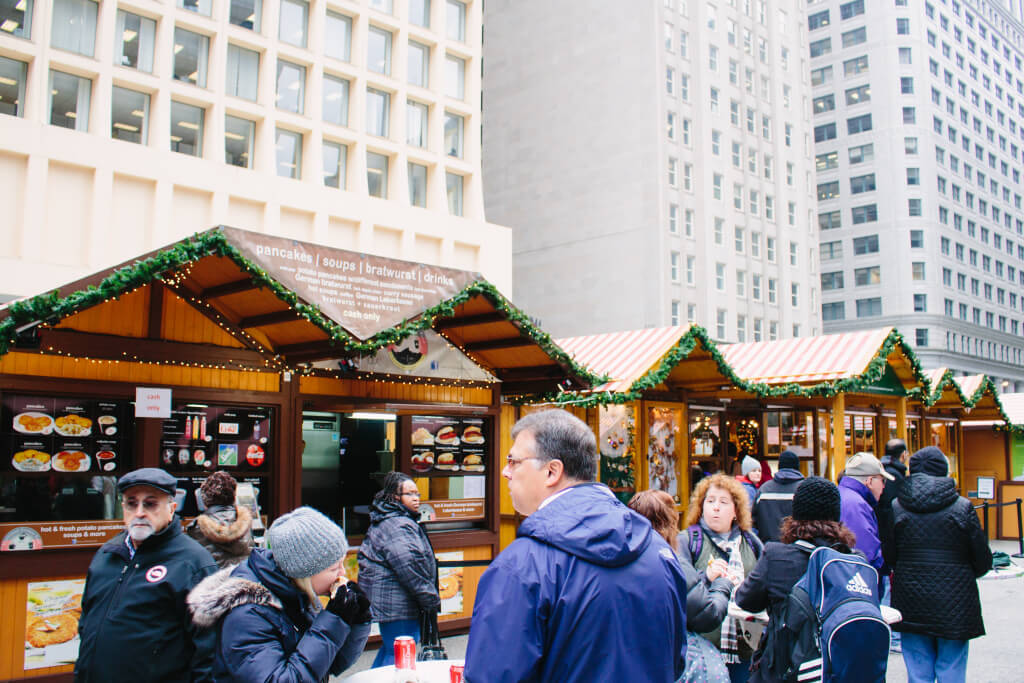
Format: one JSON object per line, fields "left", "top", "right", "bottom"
{"left": 629, "top": 489, "right": 731, "bottom": 683}
{"left": 677, "top": 474, "right": 764, "bottom": 683}
{"left": 734, "top": 477, "right": 858, "bottom": 683}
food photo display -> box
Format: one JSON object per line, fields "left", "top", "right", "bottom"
{"left": 409, "top": 416, "right": 487, "bottom": 476}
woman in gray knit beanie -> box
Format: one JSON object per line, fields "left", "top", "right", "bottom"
{"left": 189, "top": 506, "right": 372, "bottom": 681}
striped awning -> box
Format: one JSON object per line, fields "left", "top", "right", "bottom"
{"left": 1001, "top": 393, "right": 1024, "bottom": 426}
{"left": 924, "top": 367, "right": 948, "bottom": 393}
{"left": 720, "top": 328, "right": 895, "bottom": 385}
{"left": 557, "top": 326, "right": 694, "bottom": 393}
{"left": 953, "top": 374, "right": 986, "bottom": 400}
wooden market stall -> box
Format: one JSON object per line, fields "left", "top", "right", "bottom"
{"left": 0, "top": 227, "right": 596, "bottom": 681}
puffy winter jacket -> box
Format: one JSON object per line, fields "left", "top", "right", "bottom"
{"left": 75, "top": 517, "right": 218, "bottom": 682}
{"left": 883, "top": 473, "right": 991, "bottom": 640}
{"left": 839, "top": 476, "right": 883, "bottom": 570}
{"left": 676, "top": 551, "right": 732, "bottom": 633}
{"left": 464, "top": 483, "right": 689, "bottom": 683}
{"left": 188, "top": 548, "right": 369, "bottom": 683}
{"left": 753, "top": 469, "right": 805, "bottom": 543}
{"left": 186, "top": 504, "right": 254, "bottom": 569}
{"left": 357, "top": 498, "right": 439, "bottom": 622}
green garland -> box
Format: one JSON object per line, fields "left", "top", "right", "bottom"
{"left": 0, "top": 227, "right": 607, "bottom": 389}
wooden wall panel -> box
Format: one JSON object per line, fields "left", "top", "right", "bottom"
{"left": 299, "top": 376, "right": 491, "bottom": 406}
{"left": 161, "top": 293, "right": 245, "bottom": 348}
{"left": 56, "top": 288, "right": 148, "bottom": 338}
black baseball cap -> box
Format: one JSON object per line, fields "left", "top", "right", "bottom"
{"left": 117, "top": 468, "right": 178, "bottom": 496}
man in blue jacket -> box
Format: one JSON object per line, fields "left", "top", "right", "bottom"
{"left": 838, "top": 452, "right": 892, "bottom": 573}
{"left": 465, "top": 409, "right": 688, "bottom": 683}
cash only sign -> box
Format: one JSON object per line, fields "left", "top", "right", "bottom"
{"left": 223, "top": 227, "right": 479, "bottom": 340}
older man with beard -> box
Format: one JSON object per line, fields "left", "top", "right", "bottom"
{"left": 75, "top": 468, "right": 218, "bottom": 682}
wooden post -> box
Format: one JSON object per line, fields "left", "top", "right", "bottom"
{"left": 896, "top": 396, "right": 908, "bottom": 440}
{"left": 830, "top": 393, "right": 845, "bottom": 482}
{"left": 679, "top": 400, "right": 689, "bottom": 508}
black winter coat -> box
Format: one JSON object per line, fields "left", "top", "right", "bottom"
{"left": 752, "top": 469, "right": 804, "bottom": 543}
{"left": 877, "top": 456, "right": 907, "bottom": 570}
{"left": 883, "top": 473, "right": 991, "bottom": 640}
{"left": 75, "top": 517, "right": 218, "bottom": 682}
{"left": 676, "top": 550, "right": 733, "bottom": 633}
{"left": 188, "top": 548, "right": 369, "bottom": 683}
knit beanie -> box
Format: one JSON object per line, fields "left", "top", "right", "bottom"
{"left": 741, "top": 456, "right": 761, "bottom": 476}
{"left": 909, "top": 446, "right": 950, "bottom": 477}
{"left": 199, "top": 471, "right": 237, "bottom": 507}
{"left": 267, "top": 507, "right": 348, "bottom": 578}
{"left": 778, "top": 450, "right": 800, "bottom": 471}
{"left": 792, "top": 476, "right": 842, "bottom": 522}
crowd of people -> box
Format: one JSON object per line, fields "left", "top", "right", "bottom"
{"left": 71, "top": 410, "right": 992, "bottom": 683}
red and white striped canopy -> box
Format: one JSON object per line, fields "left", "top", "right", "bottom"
{"left": 720, "top": 327, "right": 895, "bottom": 385}
{"left": 924, "top": 367, "right": 949, "bottom": 393}
{"left": 556, "top": 326, "right": 694, "bottom": 393}
{"left": 953, "top": 374, "right": 987, "bottom": 401}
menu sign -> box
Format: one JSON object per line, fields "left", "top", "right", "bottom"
{"left": 1, "top": 520, "right": 124, "bottom": 551}
{"left": 2, "top": 394, "right": 133, "bottom": 475}
{"left": 221, "top": 226, "right": 478, "bottom": 340}
{"left": 410, "top": 416, "right": 487, "bottom": 475}
{"left": 159, "top": 403, "right": 272, "bottom": 473}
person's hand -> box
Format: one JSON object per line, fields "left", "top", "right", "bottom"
{"left": 326, "top": 582, "right": 371, "bottom": 625}
{"left": 706, "top": 558, "right": 730, "bottom": 582}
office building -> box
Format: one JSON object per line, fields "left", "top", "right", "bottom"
{"left": 0, "top": 0, "right": 510, "bottom": 301}
{"left": 809, "top": 0, "right": 1024, "bottom": 388}
{"left": 482, "top": 0, "right": 821, "bottom": 341}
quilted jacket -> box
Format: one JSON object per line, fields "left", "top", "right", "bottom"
{"left": 883, "top": 473, "right": 991, "bottom": 640}
{"left": 357, "top": 498, "right": 439, "bottom": 622}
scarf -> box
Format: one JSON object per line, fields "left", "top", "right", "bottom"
{"left": 714, "top": 535, "right": 745, "bottom": 664}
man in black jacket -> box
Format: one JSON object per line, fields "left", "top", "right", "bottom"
{"left": 75, "top": 468, "right": 218, "bottom": 682}
{"left": 883, "top": 447, "right": 991, "bottom": 683}
{"left": 877, "top": 438, "right": 908, "bottom": 653}
{"left": 752, "top": 450, "right": 804, "bottom": 542}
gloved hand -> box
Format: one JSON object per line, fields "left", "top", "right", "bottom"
{"left": 326, "top": 582, "right": 371, "bottom": 625}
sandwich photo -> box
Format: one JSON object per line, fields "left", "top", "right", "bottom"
{"left": 435, "top": 426, "right": 459, "bottom": 446}
{"left": 411, "top": 452, "right": 435, "bottom": 472}
{"left": 435, "top": 452, "right": 458, "bottom": 470}
{"left": 462, "top": 454, "right": 484, "bottom": 472}
{"left": 461, "top": 425, "right": 485, "bottom": 444}
{"left": 411, "top": 427, "right": 434, "bottom": 445}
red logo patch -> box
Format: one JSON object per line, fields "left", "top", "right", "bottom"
{"left": 145, "top": 565, "right": 167, "bottom": 583}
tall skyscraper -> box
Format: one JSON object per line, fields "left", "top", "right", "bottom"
{"left": 809, "top": 0, "right": 1024, "bottom": 388}
{"left": 0, "top": 0, "right": 510, "bottom": 301}
{"left": 482, "top": 0, "right": 820, "bottom": 341}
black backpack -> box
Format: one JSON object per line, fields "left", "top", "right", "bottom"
{"left": 686, "top": 524, "right": 762, "bottom": 563}
{"left": 754, "top": 541, "right": 889, "bottom": 682}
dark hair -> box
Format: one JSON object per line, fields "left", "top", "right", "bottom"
{"left": 374, "top": 471, "right": 414, "bottom": 505}
{"left": 884, "top": 438, "right": 908, "bottom": 459}
{"left": 779, "top": 518, "right": 856, "bottom": 547}
{"left": 200, "top": 471, "right": 237, "bottom": 507}
{"left": 628, "top": 490, "right": 679, "bottom": 551}
{"left": 511, "top": 409, "right": 597, "bottom": 482}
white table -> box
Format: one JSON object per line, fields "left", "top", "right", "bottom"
{"left": 340, "top": 659, "right": 464, "bottom": 683}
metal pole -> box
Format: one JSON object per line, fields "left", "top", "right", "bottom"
{"left": 1014, "top": 498, "right": 1024, "bottom": 559}
{"left": 982, "top": 501, "right": 990, "bottom": 540}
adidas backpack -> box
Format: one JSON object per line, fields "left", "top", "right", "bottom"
{"left": 757, "top": 541, "right": 889, "bottom": 683}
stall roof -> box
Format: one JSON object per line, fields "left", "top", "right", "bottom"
{"left": 922, "top": 368, "right": 1008, "bottom": 419}
{"left": 1001, "top": 393, "right": 1024, "bottom": 426}
{"left": 0, "top": 227, "right": 599, "bottom": 396}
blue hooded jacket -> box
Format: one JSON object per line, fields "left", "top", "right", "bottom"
{"left": 464, "top": 484, "right": 688, "bottom": 683}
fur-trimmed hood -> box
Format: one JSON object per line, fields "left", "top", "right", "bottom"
{"left": 196, "top": 504, "right": 252, "bottom": 544}
{"left": 188, "top": 564, "right": 282, "bottom": 629}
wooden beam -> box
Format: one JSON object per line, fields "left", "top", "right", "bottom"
{"left": 147, "top": 282, "right": 164, "bottom": 339}
{"left": 238, "top": 309, "right": 300, "bottom": 328}
{"left": 830, "top": 393, "right": 845, "bottom": 482}
{"left": 463, "top": 337, "right": 534, "bottom": 352}
{"left": 40, "top": 328, "right": 272, "bottom": 369}
{"left": 200, "top": 278, "right": 259, "bottom": 299}
{"left": 499, "top": 380, "right": 563, "bottom": 395}
{"left": 276, "top": 340, "right": 340, "bottom": 357}
{"left": 494, "top": 365, "right": 565, "bottom": 381}
{"left": 164, "top": 284, "right": 273, "bottom": 355}
{"left": 896, "top": 396, "right": 908, "bottom": 441}
{"left": 434, "top": 312, "right": 508, "bottom": 330}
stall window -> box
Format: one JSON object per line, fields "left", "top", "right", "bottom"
{"left": 688, "top": 409, "right": 723, "bottom": 482}
{"left": 845, "top": 414, "right": 876, "bottom": 455}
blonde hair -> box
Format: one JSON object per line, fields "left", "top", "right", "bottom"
{"left": 292, "top": 576, "right": 323, "bottom": 612}
{"left": 682, "top": 473, "right": 753, "bottom": 532}
{"left": 627, "top": 489, "right": 680, "bottom": 551}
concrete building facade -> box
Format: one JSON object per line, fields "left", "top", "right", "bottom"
{"left": 0, "top": 0, "right": 510, "bottom": 301}
{"left": 809, "top": 0, "right": 1024, "bottom": 388}
{"left": 482, "top": 0, "right": 821, "bottom": 341}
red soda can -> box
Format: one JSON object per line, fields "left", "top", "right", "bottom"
{"left": 450, "top": 664, "right": 465, "bottom": 683}
{"left": 394, "top": 635, "right": 416, "bottom": 670}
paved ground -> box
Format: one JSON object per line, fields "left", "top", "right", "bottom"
{"left": 339, "top": 540, "right": 1024, "bottom": 681}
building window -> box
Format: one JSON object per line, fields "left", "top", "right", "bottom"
{"left": 446, "top": 0, "right": 465, "bottom": 42}
{"left": 278, "top": 0, "right": 308, "bottom": 47}
{"left": 668, "top": 204, "right": 678, "bottom": 234}
{"left": 810, "top": 37, "right": 831, "bottom": 57}
{"left": 814, "top": 123, "right": 837, "bottom": 142}
{"left": 715, "top": 263, "right": 726, "bottom": 291}
{"left": 737, "top": 315, "right": 746, "bottom": 342}
{"left": 845, "top": 84, "right": 870, "bottom": 105}
{"left": 226, "top": 44, "right": 259, "bottom": 101}
{"left": 170, "top": 100, "right": 204, "bottom": 157}
{"left": 366, "top": 88, "right": 390, "bottom": 137}
{"left": 843, "top": 55, "right": 868, "bottom": 76}
{"left": 368, "top": 26, "right": 392, "bottom": 75}
{"left": 915, "top": 328, "right": 928, "bottom": 346}
{"left": 445, "top": 54, "right": 465, "bottom": 99}
{"left": 230, "top": 0, "right": 261, "bottom": 31}
{"left": 791, "top": 283, "right": 800, "bottom": 307}
{"left": 910, "top": 230, "right": 924, "bottom": 248}
{"left": 716, "top": 310, "right": 727, "bottom": 339}
{"left": 908, "top": 198, "right": 922, "bottom": 216}
{"left": 899, "top": 47, "right": 912, "bottom": 64}
{"left": 813, "top": 94, "right": 835, "bottom": 114}
{"left": 668, "top": 158, "right": 678, "bottom": 186}
{"left": 808, "top": 10, "right": 829, "bottom": 30}
{"left": 325, "top": 12, "right": 352, "bottom": 62}
{"left": 406, "top": 100, "right": 428, "bottom": 147}
{"left": 840, "top": 0, "right": 864, "bottom": 19}
{"left": 446, "top": 172, "right": 464, "bottom": 216}
{"left": 847, "top": 114, "right": 872, "bottom": 134}
{"left": 768, "top": 278, "right": 777, "bottom": 303}
{"left": 670, "top": 252, "right": 680, "bottom": 282}
{"left": 853, "top": 235, "right": 879, "bottom": 254}
{"left": 367, "top": 151, "right": 388, "bottom": 197}
{"left": 906, "top": 167, "right": 919, "bottom": 185}
{"left": 0, "top": 0, "right": 32, "bottom": 38}
{"left": 811, "top": 66, "right": 833, "bottom": 86}
{"left": 736, "top": 270, "right": 746, "bottom": 297}
{"left": 913, "top": 293, "right": 926, "bottom": 312}
{"left": 408, "top": 162, "right": 427, "bottom": 207}
{"left": 48, "top": 70, "right": 90, "bottom": 131}
{"left": 684, "top": 209, "right": 693, "bottom": 237}
{"left": 854, "top": 266, "right": 880, "bottom": 286}
{"left": 856, "top": 297, "right": 882, "bottom": 317}
{"left": 911, "top": 262, "right": 925, "bottom": 280}
{"left": 686, "top": 255, "right": 695, "bottom": 285}
{"left": 178, "top": 0, "right": 212, "bottom": 16}
{"left": 851, "top": 204, "right": 878, "bottom": 224}
{"left": 110, "top": 86, "right": 148, "bottom": 143}
{"left": 275, "top": 128, "right": 302, "bottom": 178}
{"left": 819, "top": 210, "right": 841, "bottom": 230}
{"left": 671, "top": 301, "right": 680, "bottom": 326}
{"left": 276, "top": 60, "right": 305, "bottom": 113}
{"left": 444, "top": 111, "right": 464, "bottom": 157}
{"left": 817, "top": 181, "right": 839, "bottom": 200}
{"left": 822, "top": 302, "right": 845, "bottom": 321}
{"left": 821, "top": 272, "right": 844, "bottom": 290}
{"left": 816, "top": 151, "right": 838, "bottom": 170}
{"left": 848, "top": 143, "right": 873, "bottom": 164}
{"left": 114, "top": 11, "right": 156, "bottom": 72}
{"left": 323, "top": 140, "right": 346, "bottom": 188}
{"left": 902, "top": 107, "right": 915, "bottom": 124}
{"left": 850, "top": 173, "right": 876, "bottom": 194}
{"left": 225, "top": 115, "right": 255, "bottom": 168}
{"left": 369, "top": 0, "right": 393, "bottom": 13}
{"left": 896, "top": 17, "right": 909, "bottom": 34}
{"left": 51, "top": 0, "right": 97, "bottom": 56}
{"left": 323, "top": 74, "right": 350, "bottom": 126}
{"left": 410, "top": 0, "right": 430, "bottom": 27}
{"left": 821, "top": 240, "right": 842, "bottom": 260}
{"left": 408, "top": 41, "right": 430, "bottom": 87}
{"left": 173, "top": 28, "right": 209, "bottom": 88}
{"left": 842, "top": 26, "right": 866, "bottom": 47}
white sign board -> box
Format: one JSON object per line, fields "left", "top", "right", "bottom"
{"left": 977, "top": 476, "right": 996, "bottom": 500}
{"left": 135, "top": 387, "right": 172, "bottom": 418}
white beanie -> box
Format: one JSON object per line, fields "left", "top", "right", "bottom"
{"left": 741, "top": 456, "right": 761, "bottom": 476}
{"left": 267, "top": 506, "right": 348, "bottom": 578}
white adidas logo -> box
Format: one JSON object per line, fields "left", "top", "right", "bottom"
{"left": 846, "top": 572, "right": 872, "bottom": 596}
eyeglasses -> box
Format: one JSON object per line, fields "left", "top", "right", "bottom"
{"left": 505, "top": 455, "right": 541, "bottom": 469}
{"left": 122, "top": 498, "right": 169, "bottom": 512}
{"left": 400, "top": 490, "right": 421, "bottom": 498}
